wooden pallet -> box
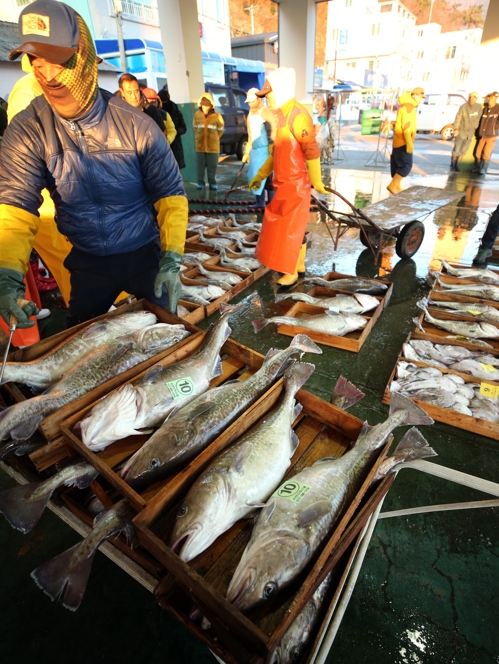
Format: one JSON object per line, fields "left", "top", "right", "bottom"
{"left": 383, "top": 333, "right": 499, "bottom": 440}
{"left": 431, "top": 273, "right": 499, "bottom": 311}
{"left": 272, "top": 276, "right": 392, "bottom": 352}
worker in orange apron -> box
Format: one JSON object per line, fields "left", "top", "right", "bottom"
{"left": 249, "top": 67, "right": 327, "bottom": 285}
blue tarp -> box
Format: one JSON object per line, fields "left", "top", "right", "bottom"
{"left": 95, "top": 39, "right": 163, "bottom": 55}
{"left": 202, "top": 51, "right": 266, "bottom": 74}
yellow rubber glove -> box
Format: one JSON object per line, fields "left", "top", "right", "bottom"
{"left": 306, "top": 158, "right": 328, "bottom": 194}
{"left": 404, "top": 130, "right": 414, "bottom": 154}
{"left": 248, "top": 155, "right": 274, "bottom": 191}
{"left": 154, "top": 195, "right": 188, "bottom": 256}
{"left": 0, "top": 204, "right": 40, "bottom": 274}
{"left": 241, "top": 152, "right": 250, "bottom": 164}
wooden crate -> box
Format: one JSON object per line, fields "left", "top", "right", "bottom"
{"left": 0, "top": 300, "right": 202, "bottom": 485}
{"left": 59, "top": 339, "right": 296, "bottom": 511}
{"left": 414, "top": 309, "right": 499, "bottom": 352}
{"left": 125, "top": 386, "right": 391, "bottom": 662}
{"left": 383, "top": 336, "right": 499, "bottom": 440}
{"left": 272, "top": 283, "right": 391, "bottom": 352}
{"left": 431, "top": 273, "right": 499, "bottom": 310}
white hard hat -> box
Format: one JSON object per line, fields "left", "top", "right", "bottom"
{"left": 245, "top": 87, "right": 259, "bottom": 103}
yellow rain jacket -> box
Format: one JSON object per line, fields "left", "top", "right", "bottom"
{"left": 165, "top": 112, "right": 177, "bottom": 145}
{"left": 6, "top": 57, "right": 72, "bottom": 305}
{"left": 193, "top": 93, "right": 224, "bottom": 153}
{"left": 393, "top": 93, "right": 418, "bottom": 153}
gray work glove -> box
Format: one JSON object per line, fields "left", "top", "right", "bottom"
{"left": 0, "top": 268, "right": 39, "bottom": 328}
{"left": 154, "top": 250, "right": 183, "bottom": 315}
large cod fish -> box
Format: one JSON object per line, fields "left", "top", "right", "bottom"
{"left": 169, "top": 362, "right": 315, "bottom": 563}
{"left": 226, "top": 393, "right": 435, "bottom": 612}
{"left": 120, "top": 335, "right": 322, "bottom": 487}
{"left": 1, "top": 311, "right": 157, "bottom": 390}
{"left": 79, "top": 303, "right": 245, "bottom": 449}
{"left": 0, "top": 323, "right": 190, "bottom": 453}
{"left": 253, "top": 310, "right": 368, "bottom": 336}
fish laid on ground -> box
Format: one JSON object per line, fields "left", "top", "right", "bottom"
{"left": 226, "top": 396, "right": 434, "bottom": 612}
{"left": 0, "top": 460, "right": 98, "bottom": 533}
{"left": 1, "top": 311, "right": 157, "bottom": 390}
{"left": 120, "top": 335, "right": 322, "bottom": 486}
{"left": 275, "top": 292, "right": 379, "bottom": 314}
{"left": 253, "top": 310, "right": 368, "bottom": 337}
{"left": 269, "top": 573, "right": 332, "bottom": 664}
{"left": 181, "top": 283, "right": 226, "bottom": 305}
{"left": 31, "top": 499, "right": 135, "bottom": 611}
{"left": 189, "top": 215, "right": 223, "bottom": 227}
{"left": 0, "top": 323, "right": 191, "bottom": 453}
{"left": 220, "top": 249, "right": 261, "bottom": 272}
{"left": 416, "top": 301, "right": 499, "bottom": 339}
{"left": 304, "top": 276, "right": 388, "bottom": 296}
{"left": 441, "top": 260, "right": 499, "bottom": 285}
{"left": 198, "top": 230, "right": 234, "bottom": 248}
{"left": 436, "top": 277, "right": 499, "bottom": 302}
{"left": 169, "top": 362, "right": 315, "bottom": 563}
{"left": 79, "top": 303, "right": 245, "bottom": 449}
{"left": 197, "top": 264, "right": 243, "bottom": 286}
{"left": 429, "top": 300, "right": 499, "bottom": 322}
{"left": 234, "top": 240, "right": 257, "bottom": 255}
{"left": 231, "top": 218, "right": 262, "bottom": 232}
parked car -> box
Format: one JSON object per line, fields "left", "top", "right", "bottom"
{"left": 417, "top": 93, "right": 467, "bottom": 140}
{"left": 205, "top": 83, "right": 248, "bottom": 159}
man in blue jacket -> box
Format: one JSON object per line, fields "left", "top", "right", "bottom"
{"left": 0, "top": 0, "right": 187, "bottom": 327}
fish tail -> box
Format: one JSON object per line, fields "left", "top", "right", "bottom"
{"left": 331, "top": 376, "right": 365, "bottom": 410}
{"left": 0, "top": 482, "right": 52, "bottom": 533}
{"left": 290, "top": 333, "right": 322, "bottom": 355}
{"left": 416, "top": 297, "right": 429, "bottom": 311}
{"left": 283, "top": 361, "right": 315, "bottom": 398}
{"left": 390, "top": 392, "right": 434, "bottom": 426}
{"left": 252, "top": 318, "right": 269, "bottom": 333}
{"left": 31, "top": 543, "right": 95, "bottom": 611}
{"left": 375, "top": 427, "right": 437, "bottom": 479}
{"left": 0, "top": 396, "right": 55, "bottom": 443}
{"left": 219, "top": 301, "right": 247, "bottom": 317}
{"left": 413, "top": 317, "right": 425, "bottom": 333}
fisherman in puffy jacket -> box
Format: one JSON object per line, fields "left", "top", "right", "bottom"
{"left": 450, "top": 92, "right": 481, "bottom": 171}
{"left": 387, "top": 87, "right": 425, "bottom": 195}
{"left": 0, "top": 0, "right": 187, "bottom": 328}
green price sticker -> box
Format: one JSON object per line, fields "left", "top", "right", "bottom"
{"left": 273, "top": 480, "right": 311, "bottom": 504}
{"left": 166, "top": 377, "right": 195, "bottom": 399}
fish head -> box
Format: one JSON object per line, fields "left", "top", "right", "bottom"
{"left": 134, "top": 324, "right": 189, "bottom": 353}
{"left": 169, "top": 470, "right": 232, "bottom": 562}
{"left": 270, "top": 607, "right": 315, "bottom": 664}
{"left": 120, "top": 420, "right": 197, "bottom": 486}
{"left": 112, "top": 311, "right": 158, "bottom": 330}
{"left": 226, "top": 529, "right": 310, "bottom": 612}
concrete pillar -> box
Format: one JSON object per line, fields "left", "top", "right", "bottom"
{"left": 277, "top": 0, "right": 317, "bottom": 104}
{"left": 469, "top": 1, "right": 499, "bottom": 96}
{"left": 157, "top": 0, "right": 205, "bottom": 182}
{"left": 460, "top": 3, "right": 499, "bottom": 171}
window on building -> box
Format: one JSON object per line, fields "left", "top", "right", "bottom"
{"left": 346, "top": 61, "right": 357, "bottom": 68}
{"left": 332, "top": 29, "right": 338, "bottom": 41}
{"left": 446, "top": 46, "right": 456, "bottom": 59}
{"left": 380, "top": 4, "right": 392, "bottom": 12}
{"left": 422, "top": 72, "right": 430, "bottom": 82}
{"left": 346, "top": 0, "right": 353, "bottom": 6}
{"left": 215, "top": 0, "right": 224, "bottom": 23}
{"left": 371, "top": 23, "right": 380, "bottom": 36}
{"left": 418, "top": 29, "right": 423, "bottom": 37}
{"left": 460, "top": 70, "right": 469, "bottom": 82}
{"left": 368, "top": 60, "right": 374, "bottom": 71}
{"left": 417, "top": 51, "right": 424, "bottom": 58}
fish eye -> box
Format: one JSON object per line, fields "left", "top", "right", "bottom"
{"left": 290, "top": 646, "right": 301, "bottom": 661}
{"left": 177, "top": 505, "right": 188, "bottom": 518}
{"left": 263, "top": 581, "right": 277, "bottom": 599}
{"left": 148, "top": 458, "right": 161, "bottom": 469}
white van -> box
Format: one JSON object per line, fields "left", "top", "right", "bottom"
{"left": 417, "top": 93, "right": 467, "bottom": 140}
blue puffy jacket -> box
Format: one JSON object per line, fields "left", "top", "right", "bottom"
{"left": 0, "top": 90, "right": 185, "bottom": 257}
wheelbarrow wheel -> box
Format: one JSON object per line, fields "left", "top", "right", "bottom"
{"left": 395, "top": 221, "right": 425, "bottom": 259}
{"left": 359, "top": 230, "right": 378, "bottom": 249}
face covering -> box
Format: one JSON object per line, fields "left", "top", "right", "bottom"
{"left": 33, "top": 13, "right": 98, "bottom": 119}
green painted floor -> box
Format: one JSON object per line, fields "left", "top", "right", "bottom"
{"left": 1, "top": 160, "right": 499, "bottom": 663}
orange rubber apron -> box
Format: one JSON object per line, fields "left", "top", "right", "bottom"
{"left": 255, "top": 105, "right": 311, "bottom": 274}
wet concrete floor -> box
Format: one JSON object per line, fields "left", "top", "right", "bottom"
{"left": 1, "top": 152, "right": 499, "bottom": 663}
